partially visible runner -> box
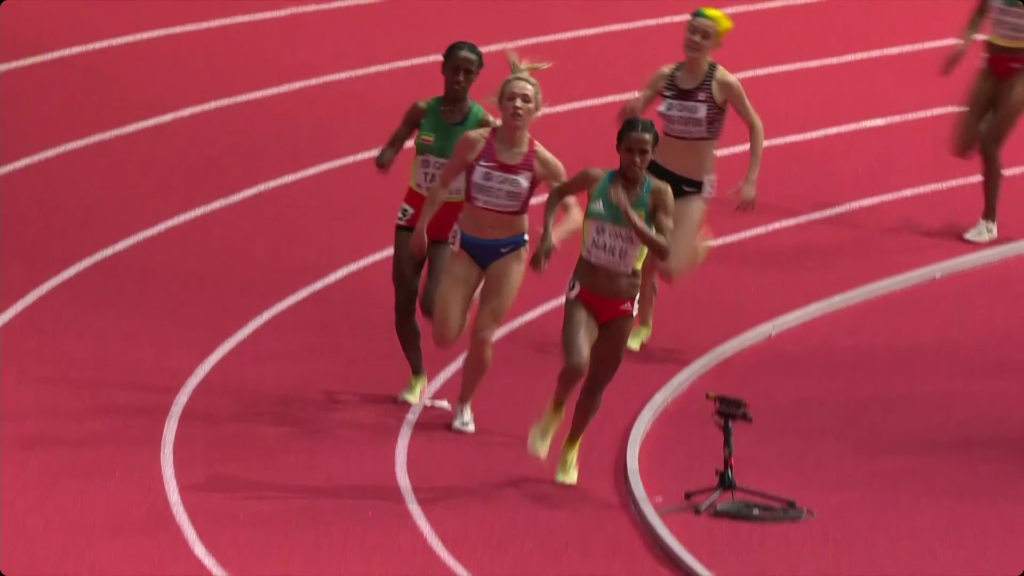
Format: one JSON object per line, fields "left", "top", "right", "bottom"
{"left": 411, "top": 52, "right": 583, "bottom": 433}
{"left": 526, "top": 117, "right": 676, "bottom": 485}
{"left": 375, "top": 41, "right": 497, "bottom": 405}
{"left": 618, "top": 7, "right": 763, "bottom": 352}
{"left": 942, "top": 0, "right": 1024, "bottom": 243}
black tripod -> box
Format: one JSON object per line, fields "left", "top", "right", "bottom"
{"left": 683, "top": 394, "right": 798, "bottom": 515}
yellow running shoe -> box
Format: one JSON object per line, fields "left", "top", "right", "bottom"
{"left": 398, "top": 374, "right": 427, "bottom": 405}
{"left": 626, "top": 325, "right": 652, "bottom": 352}
{"left": 527, "top": 405, "right": 564, "bottom": 461}
{"left": 555, "top": 440, "right": 580, "bottom": 486}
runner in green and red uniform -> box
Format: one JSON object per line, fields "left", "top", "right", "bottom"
{"left": 526, "top": 117, "right": 676, "bottom": 485}
{"left": 375, "top": 41, "right": 497, "bottom": 405}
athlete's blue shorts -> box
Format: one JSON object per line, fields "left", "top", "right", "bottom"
{"left": 451, "top": 226, "right": 529, "bottom": 271}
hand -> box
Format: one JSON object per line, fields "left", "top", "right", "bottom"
{"left": 410, "top": 225, "right": 428, "bottom": 259}
{"left": 617, "top": 97, "right": 643, "bottom": 123}
{"left": 375, "top": 148, "right": 397, "bottom": 173}
{"left": 530, "top": 232, "right": 556, "bottom": 273}
{"left": 731, "top": 181, "right": 756, "bottom": 212}
{"left": 940, "top": 43, "right": 968, "bottom": 76}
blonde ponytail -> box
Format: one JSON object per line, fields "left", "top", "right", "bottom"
{"left": 496, "top": 51, "right": 552, "bottom": 107}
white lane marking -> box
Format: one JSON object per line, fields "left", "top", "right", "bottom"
{"left": 0, "top": 34, "right": 971, "bottom": 329}
{"left": 0, "top": 0, "right": 386, "bottom": 74}
{"left": 0, "top": 0, "right": 826, "bottom": 177}
{"left": 393, "top": 166, "right": 1024, "bottom": 575}
{"left": 624, "top": 240, "right": 1024, "bottom": 575}
{"left": 158, "top": 132, "right": 1023, "bottom": 576}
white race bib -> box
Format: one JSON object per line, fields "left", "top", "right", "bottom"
{"left": 581, "top": 220, "right": 642, "bottom": 274}
{"left": 468, "top": 164, "right": 532, "bottom": 212}
{"left": 658, "top": 100, "right": 709, "bottom": 139}
{"left": 415, "top": 154, "right": 465, "bottom": 200}
{"left": 991, "top": 2, "right": 1024, "bottom": 42}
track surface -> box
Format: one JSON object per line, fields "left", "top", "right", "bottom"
{"left": 1, "top": 1, "right": 1021, "bottom": 575}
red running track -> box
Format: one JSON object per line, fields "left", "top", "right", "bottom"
{"left": 637, "top": 255, "right": 1024, "bottom": 575}
{"left": 1, "top": 0, "right": 1023, "bottom": 575}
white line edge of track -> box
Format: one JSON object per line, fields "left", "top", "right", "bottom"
{"left": 161, "top": 163, "right": 1024, "bottom": 576}
{"left": 0, "top": 34, "right": 981, "bottom": 329}
{"left": 0, "top": 0, "right": 386, "bottom": 74}
{"left": 6, "top": 0, "right": 961, "bottom": 179}
{"left": 623, "top": 240, "right": 1024, "bottom": 576}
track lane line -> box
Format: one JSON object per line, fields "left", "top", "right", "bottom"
{"left": 159, "top": 135, "right": 1024, "bottom": 575}
{"left": 0, "top": 0, "right": 826, "bottom": 178}
{"left": 0, "top": 36, "right": 976, "bottom": 328}
{"left": 624, "top": 240, "right": 1024, "bottom": 575}
{"left": 0, "top": 0, "right": 386, "bottom": 74}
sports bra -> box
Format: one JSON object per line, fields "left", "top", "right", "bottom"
{"left": 464, "top": 129, "right": 541, "bottom": 215}
{"left": 989, "top": 0, "right": 1024, "bottom": 49}
{"left": 656, "top": 61, "right": 727, "bottom": 141}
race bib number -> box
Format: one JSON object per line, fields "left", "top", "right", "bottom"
{"left": 658, "top": 100, "right": 708, "bottom": 139}
{"left": 581, "top": 220, "right": 641, "bottom": 274}
{"left": 415, "top": 154, "right": 464, "bottom": 199}
{"left": 468, "top": 165, "right": 532, "bottom": 212}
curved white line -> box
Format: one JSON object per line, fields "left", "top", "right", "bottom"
{"left": 160, "top": 248, "right": 392, "bottom": 576}
{"left": 623, "top": 240, "right": 1024, "bottom": 575}
{"left": 0, "top": 0, "right": 386, "bottom": 74}
{"left": 0, "top": 31, "right": 973, "bottom": 330}
{"left": 0, "top": 0, "right": 836, "bottom": 178}
{"left": 159, "top": 161, "right": 1022, "bottom": 575}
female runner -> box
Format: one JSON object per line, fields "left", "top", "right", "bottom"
{"left": 526, "top": 117, "right": 675, "bottom": 485}
{"left": 375, "top": 41, "right": 497, "bottom": 405}
{"left": 942, "top": 0, "right": 1024, "bottom": 244}
{"left": 411, "top": 52, "right": 583, "bottom": 434}
{"left": 617, "top": 7, "right": 764, "bottom": 352}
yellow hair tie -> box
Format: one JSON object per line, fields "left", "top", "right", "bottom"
{"left": 694, "top": 7, "right": 734, "bottom": 37}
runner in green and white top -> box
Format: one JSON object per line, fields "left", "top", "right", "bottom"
{"left": 375, "top": 41, "right": 497, "bottom": 405}
{"left": 526, "top": 117, "right": 676, "bottom": 486}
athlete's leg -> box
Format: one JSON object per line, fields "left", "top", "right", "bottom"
{"left": 628, "top": 258, "right": 658, "bottom": 351}
{"left": 419, "top": 241, "right": 450, "bottom": 319}
{"left": 555, "top": 315, "right": 634, "bottom": 485}
{"left": 528, "top": 294, "right": 598, "bottom": 460}
{"left": 393, "top": 228, "right": 429, "bottom": 403}
{"left": 661, "top": 194, "right": 708, "bottom": 280}
{"left": 431, "top": 250, "right": 483, "bottom": 349}
{"left": 954, "top": 67, "right": 998, "bottom": 159}
{"left": 452, "top": 247, "right": 528, "bottom": 433}
{"left": 978, "top": 73, "right": 1024, "bottom": 223}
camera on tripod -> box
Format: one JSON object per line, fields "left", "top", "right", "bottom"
{"left": 708, "top": 392, "right": 753, "bottom": 424}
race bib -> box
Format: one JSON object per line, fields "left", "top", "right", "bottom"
{"left": 395, "top": 202, "right": 415, "bottom": 226}
{"left": 581, "top": 220, "right": 641, "bottom": 274}
{"left": 991, "top": 3, "right": 1024, "bottom": 41}
{"left": 468, "top": 164, "right": 532, "bottom": 212}
{"left": 415, "top": 154, "right": 465, "bottom": 200}
{"left": 658, "top": 100, "right": 709, "bottom": 139}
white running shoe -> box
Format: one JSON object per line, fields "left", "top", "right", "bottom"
{"left": 963, "top": 219, "right": 998, "bottom": 244}
{"left": 451, "top": 403, "right": 475, "bottom": 434}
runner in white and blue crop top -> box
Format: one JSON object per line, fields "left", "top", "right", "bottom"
{"left": 411, "top": 51, "right": 583, "bottom": 435}
{"left": 942, "top": 0, "right": 1024, "bottom": 244}
{"left": 617, "top": 6, "right": 764, "bottom": 353}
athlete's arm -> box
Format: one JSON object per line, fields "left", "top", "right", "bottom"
{"left": 962, "top": 0, "right": 989, "bottom": 42}
{"left": 415, "top": 130, "right": 483, "bottom": 233}
{"left": 536, "top": 148, "right": 584, "bottom": 245}
{"left": 624, "top": 179, "right": 674, "bottom": 261}
{"left": 720, "top": 70, "right": 763, "bottom": 192}
{"left": 541, "top": 167, "right": 603, "bottom": 242}
{"left": 618, "top": 65, "right": 671, "bottom": 122}
{"left": 375, "top": 100, "right": 427, "bottom": 171}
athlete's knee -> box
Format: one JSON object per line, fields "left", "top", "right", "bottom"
{"left": 979, "top": 129, "right": 1005, "bottom": 162}
{"left": 418, "top": 291, "right": 435, "bottom": 320}
{"left": 562, "top": 348, "right": 589, "bottom": 380}
{"left": 468, "top": 318, "right": 498, "bottom": 349}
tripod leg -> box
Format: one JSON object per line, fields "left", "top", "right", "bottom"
{"left": 683, "top": 485, "right": 722, "bottom": 501}
{"left": 694, "top": 488, "right": 723, "bottom": 514}
{"left": 734, "top": 485, "right": 797, "bottom": 507}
